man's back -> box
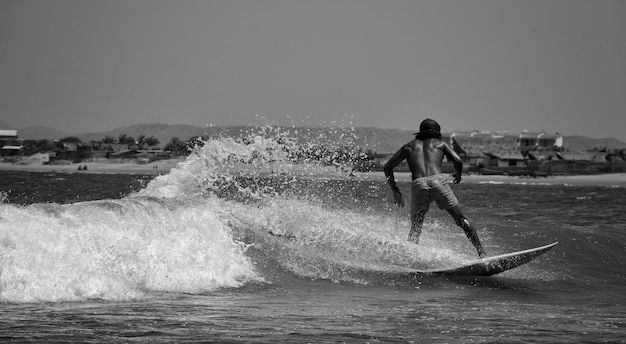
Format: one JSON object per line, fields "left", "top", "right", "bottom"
{"left": 403, "top": 138, "right": 448, "bottom": 180}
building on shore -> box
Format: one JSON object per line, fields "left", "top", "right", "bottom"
{"left": 446, "top": 130, "right": 565, "bottom": 169}
{"left": 0, "top": 129, "right": 23, "bottom": 158}
{"left": 371, "top": 130, "right": 622, "bottom": 175}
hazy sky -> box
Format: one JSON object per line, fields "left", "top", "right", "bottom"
{"left": 1, "top": 0, "right": 625, "bottom": 140}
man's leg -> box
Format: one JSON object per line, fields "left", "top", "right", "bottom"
{"left": 446, "top": 206, "right": 487, "bottom": 258}
{"left": 409, "top": 205, "right": 429, "bottom": 244}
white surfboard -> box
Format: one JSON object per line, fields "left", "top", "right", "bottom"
{"left": 416, "top": 242, "right": 558, "bottom": 276}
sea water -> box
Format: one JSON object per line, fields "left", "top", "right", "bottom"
{"left": 1, "top": 130, "right": 624, "bottom": 343}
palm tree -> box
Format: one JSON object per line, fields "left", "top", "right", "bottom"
{"left": 135, "top": 135, "right": 160, "bottom": 149}
{"left": 103, "top": 136, "right": 116, "bottom": 144}
{"left": 144, "top": 136, "right": 160, "bottom": 148}
{"left": 164, "top": 137, "right": 186, "bottom": 156}
{"left": 117, "top": 134, "right": 136, "bottom": 146}
{"left": 137, "top": 135, "right": 147, "bottom": 149}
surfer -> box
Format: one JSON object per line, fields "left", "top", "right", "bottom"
{"left": 384, "top": 118, "right": 487, "bottom": 258}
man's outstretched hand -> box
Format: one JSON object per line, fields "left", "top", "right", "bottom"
{"left": 452, "top": 172, "right": 462, "bottom": 184}
{"left": 392, "top": 189, "right": 405, "bottom": 207}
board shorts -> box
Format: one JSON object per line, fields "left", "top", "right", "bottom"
{"left": 411, "top": 174, "right": 459, "bottom": 215}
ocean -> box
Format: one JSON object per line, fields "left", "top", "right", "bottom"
{"left": 0, "top": 133, "right": 624, "bottom": 343}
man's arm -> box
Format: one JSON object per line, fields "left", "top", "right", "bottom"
{"left": 442, "top": 143, "right": 463, "bottom": 184}
{"left": 383, "top": 147, "right": 407, "bottom": 207}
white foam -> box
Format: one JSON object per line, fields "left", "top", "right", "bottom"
{"left": 0, "top": 197, "right": 259, "bottom": 302}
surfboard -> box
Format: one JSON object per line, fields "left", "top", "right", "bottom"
{"left": 418, "top": 242, "right": 558, "bottom": 277}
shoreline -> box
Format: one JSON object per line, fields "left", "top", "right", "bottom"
{"left": 1, "top": 160, "right": 625, "bottom": 187}
{"left": 0, "top": 159, "right": 184, "bottom": 175}
{"left": 357, "top": 171, "right": 626, "bottom": 187}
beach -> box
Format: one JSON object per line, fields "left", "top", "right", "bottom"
{"left": 0, "top": 159, "right": 184, "bottom": 175}
{"left": 2, "top": 159, "right": 625, "bottom": 187}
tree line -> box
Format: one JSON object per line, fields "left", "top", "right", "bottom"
{"left": 22, "top": 134, "right": 162, "bottom": 155}
{"left": 18, "top": 134, "right": 379, "bottom": 170}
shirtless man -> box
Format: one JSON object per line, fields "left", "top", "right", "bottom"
{"left": 383, "top": 118, "right": 487, "bottom": 258}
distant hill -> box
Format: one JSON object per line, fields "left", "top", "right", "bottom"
{"left": 9, "top": 123, "right": 626, "bottom": 152}
{"left": 15, "top": 123, "right": 417, "bottom": 152}
{"left": 74, "top": 124, "right": 419, "bottom": 152}
{"left": 77, "top": 123, "right": 191, "bottom": 144}
{"left": 18, "top": 126, "right": 71, "bottom": 140}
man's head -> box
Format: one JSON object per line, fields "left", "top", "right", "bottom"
{"left": 415, "top": 118, "right": 442, "bottom": 140}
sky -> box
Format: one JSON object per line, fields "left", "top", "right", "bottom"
{"left": 1, "top": 0, "right": 625, "bottom": 140}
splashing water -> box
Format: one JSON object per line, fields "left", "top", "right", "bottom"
{"left": 0, "top": 196, "right": 260, "bottom": 302}
{"left": 1, "top": 126, "right": 472, "bottom": 302}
